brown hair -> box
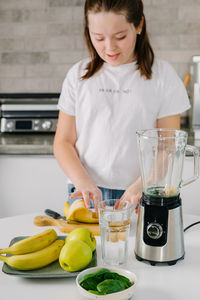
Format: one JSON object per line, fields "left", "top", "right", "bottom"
{"left": 82, "top": 0, "right": 154, "bottom": 80}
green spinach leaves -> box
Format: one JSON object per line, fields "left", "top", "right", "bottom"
{"left": 79, "top": 268, "right": 133, "bottom": 295}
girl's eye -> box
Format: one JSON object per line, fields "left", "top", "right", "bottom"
{"left": 96, "top": 38, "right": 104, "bottom": 42}
{"left": 116, "top": 36, "right": 126, "bottom": 40}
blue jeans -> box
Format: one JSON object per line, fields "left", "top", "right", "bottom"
{"left": 67, "top": 183, "right": 125, "bottom": 208}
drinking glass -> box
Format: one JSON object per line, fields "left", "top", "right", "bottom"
{"left": 97, "top": 199, "right": 133, "bottom": 266}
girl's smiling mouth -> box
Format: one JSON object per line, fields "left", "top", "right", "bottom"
{"left": 107, "top": 53, "right": 120, "bottom": 60}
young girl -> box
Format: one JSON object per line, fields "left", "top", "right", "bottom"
{"left": 54, "top": 0, "right": 190, "bottom": 211}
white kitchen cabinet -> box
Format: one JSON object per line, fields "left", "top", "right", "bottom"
{"left": 181, "top": 156, "right": 200, "bottom": 215}
{"left": 0, "top": 155, "right": 68, "bottom": 218}
{"left": 0, "top": 155, "right": 199, "bottom": 218}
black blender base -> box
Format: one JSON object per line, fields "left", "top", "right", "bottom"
{"left": 135, "top": 253, "right": 185, "bottom": 266}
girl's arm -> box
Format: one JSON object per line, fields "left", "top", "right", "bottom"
{"left": 156, "top": 114, "right": 180, "bottom": 130}
{"left": 53, "top": 111, "right": 102, "bottom": 210}
{"left": 120, "top": 114, "right": 181, "bottom": 208}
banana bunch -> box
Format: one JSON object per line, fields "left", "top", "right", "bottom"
{"left": 64, "top": 199, "right": 99, "bottom": 224}
{"left": 0, "top": 229, "right": 64, "bottom": 270}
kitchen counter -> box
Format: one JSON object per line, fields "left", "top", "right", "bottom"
{"left": 0, "top": 128, "right": 200, "bottom": 155}
{"left": 0, "top": 212, "right": 200, "bottom": 300}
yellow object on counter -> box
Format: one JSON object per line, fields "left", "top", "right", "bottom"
{"left": 0, "top": 229, "right": 57, "bottom": 255}
{"left": 64, "top": 199, "right": 99, "bottom": 224}
{"left": 0, "top": 239, "right": 64, "bottom": 270}
{"left": 63, "top": 201, "right": 71, "bottom": 218}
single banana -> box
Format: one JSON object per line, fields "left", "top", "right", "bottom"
{"left": 0, "top": 239, "right": 64, "bottom": 270}
{"left": 66, "top": 199, "right": 99, "bottom": 224}
{"left": 0, "top": 229, "right": 57, "bottom": 255}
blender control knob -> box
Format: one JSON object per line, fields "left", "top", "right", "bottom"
{"left": 147, "top": 222, "right": 163, "bottom": 239}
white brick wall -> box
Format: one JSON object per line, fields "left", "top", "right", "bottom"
{"left": 0, "top": 0, "right": 199, "bottom": 93}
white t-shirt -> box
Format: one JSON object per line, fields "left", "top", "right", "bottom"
{"left": 58, "top": 58, "right": 190, "bottom": 190}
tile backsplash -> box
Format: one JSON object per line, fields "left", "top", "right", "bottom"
{"left": 0, "top": 0, "right": 199, "bottom": 93}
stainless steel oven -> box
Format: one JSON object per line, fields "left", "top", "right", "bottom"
{"left": 0, "top": 93, "right": 59, "bottom": 133}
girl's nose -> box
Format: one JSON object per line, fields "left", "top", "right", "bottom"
{"left": 105, "top": 38, "right": 116, "bottom": 51}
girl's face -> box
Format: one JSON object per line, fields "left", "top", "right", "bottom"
{"left": 88, "top": 11, "right": 140, "bottom": 66}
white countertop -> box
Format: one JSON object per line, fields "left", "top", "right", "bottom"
{"left": 0, "top": 212, "right": 200, "bottom": 300}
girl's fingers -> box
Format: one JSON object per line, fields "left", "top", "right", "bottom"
{"left": 70, "top": 190, "right": 83, "bottom": 199}
{"left": 93, "top": 192, "right": 102, "bottom": 212}
{"left": 118, "top": 193, "right": 141, "bottom": 212}
{"left": 93, "top": 196, "right": 98, "bottom": 212}
{"left": 114, "top": 199, "right": 124, "bottom": 210}
{"left": 69, "top": 189, "right": 102, "bottom": 211}
{"left": 70, "top": 190, "right": 90, "bottom": 208}
{"left": 82, "top": 191, "right": 91, "bottom": 208}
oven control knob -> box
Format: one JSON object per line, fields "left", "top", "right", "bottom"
{"left": 6, "top": 121, "right": 14, "bottom": 130}
{"left": 42, "top": 120, "right": 52, "bottom": 130}
{"left": 147, "top": 222, "right": 163, "bottom": 239}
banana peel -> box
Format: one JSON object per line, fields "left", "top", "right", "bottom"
{"left": 63, "top": 201, "right": 71, "bottom": 217}
{"left": 64, "top": 199, "right": 99, "bottom": 224}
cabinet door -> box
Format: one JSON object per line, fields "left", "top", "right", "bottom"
{"left": 181, "top": 156, "right": 200, "bottom": 215}
{"left": 0, "top": 155, "right": 68, "bottom": 217}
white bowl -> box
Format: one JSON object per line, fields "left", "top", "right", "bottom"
{"left": 76, "top": 266, "right": 137, "bottom": 300}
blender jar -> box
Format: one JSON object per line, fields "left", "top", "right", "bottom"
{"left": 136, "top": 129, "right": 199, "bottom": 198}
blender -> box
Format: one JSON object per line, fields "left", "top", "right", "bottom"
{"left": 135, "top": 129, "right": 199, "bottom": 265}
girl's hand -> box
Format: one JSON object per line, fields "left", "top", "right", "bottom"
{"left": 70, "top": 181, "right": 102, "bottom": 211}
{"left": 119, "top": 181, "right": 142, "bottom": 211}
